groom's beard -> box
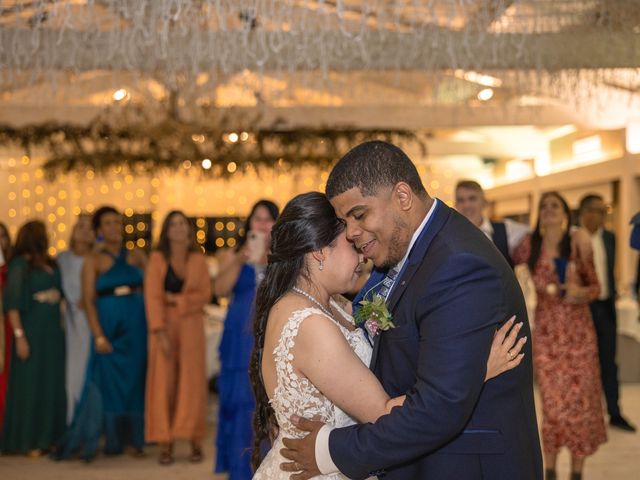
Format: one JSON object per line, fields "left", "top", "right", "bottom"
{"left": 378, "top": 215, "right": 410, "bottom": 270}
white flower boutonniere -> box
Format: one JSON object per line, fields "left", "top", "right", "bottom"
{"left": 354, "top": 293, "right": 395, "bottom": 338}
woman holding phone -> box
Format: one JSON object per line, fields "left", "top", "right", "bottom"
{"left": 213, "top": 199, "right": 279, "bottom": 480}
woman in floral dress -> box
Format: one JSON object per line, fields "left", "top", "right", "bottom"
{"left": 513, "top": 192, "right": 606, "bottom": 480}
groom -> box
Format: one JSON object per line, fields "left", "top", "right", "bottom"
{"left": 280, "top": 141, "right": 542, "bottom": 479}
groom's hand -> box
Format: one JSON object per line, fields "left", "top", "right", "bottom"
{"left": 280, "top": 415, "right": 323, "bottom": 479}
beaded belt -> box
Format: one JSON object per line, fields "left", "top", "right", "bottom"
{"left": 96, "top": 285, "right": 142, "bottom": 298}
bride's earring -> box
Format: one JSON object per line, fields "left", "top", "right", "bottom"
{"left": 319, "top": 259, "right": 324, "bottom": 271}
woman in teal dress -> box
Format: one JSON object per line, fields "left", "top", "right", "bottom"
{"left": 55, "top": 206, "right": 147, "bottom": 460}
{"left": 1, "top": 220, "right": 66, "bottom": 455}
{"left": 213, "top": 200, "right": 278, "bottom": 479}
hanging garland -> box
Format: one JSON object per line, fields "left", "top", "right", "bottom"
{"left": 0, "top": 100, "right": 426, "bottom": 179}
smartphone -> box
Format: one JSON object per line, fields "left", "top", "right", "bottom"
{"left": 246, "top": 230, "right": 266, "bottom": 264}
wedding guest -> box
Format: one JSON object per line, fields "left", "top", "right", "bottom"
{"left": 214, "top": 199, "right": 278, "bottom": 480}
{"left": 513, "top": 192, "right": 606, "bottom": 480}
{"left": 455, "top": 180, "right": 530, "bottom": 266}
{"left": 144, "top": 211, "right": 211, "bottom": 465}
{"left": 57, "top": 216, "right": 95, "bottom": 425}
{"left": 54, "top": 206, "right": 147, "bottom": 460}
{"left": 0, "top": 222, "right": 13, "bottom": 432}
{"left": 1, "top": 221, "right": 66, "bottom": 455}
{"left": 631, "top": 212, "right": 640, "bottom": 299}
{"left": 579, "top": 194, "right": 635, "bottom": 432}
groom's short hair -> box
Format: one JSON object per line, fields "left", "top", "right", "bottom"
{"left": 326, "top": 140, "right": 427, "bottom": 199}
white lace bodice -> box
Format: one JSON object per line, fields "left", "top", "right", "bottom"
{"left": 253, "top": 300, "right": 373, "bottom": 479}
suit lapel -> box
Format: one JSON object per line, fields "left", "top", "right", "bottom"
{"left": 369, "top": 202, "right": 452, "bottom": 370}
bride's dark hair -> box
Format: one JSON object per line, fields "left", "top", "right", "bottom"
{"left": 249, "top": 191, "right": 346, "bottom": 470}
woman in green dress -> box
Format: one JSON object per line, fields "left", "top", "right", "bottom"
{"left": 1, "top": 220, "right": 66, "bottom": 455}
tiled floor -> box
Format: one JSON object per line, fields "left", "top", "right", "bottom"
{"left": 1, "top": 386, "right": 639, "bottom": 479}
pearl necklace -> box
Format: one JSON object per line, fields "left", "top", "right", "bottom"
{"left": 291, "top": 286, "right": 334, "bottom": 319}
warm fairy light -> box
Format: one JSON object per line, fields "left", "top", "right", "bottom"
{"left": 8, "top": 157, "right": 16, "bottom": 167}
{"left": 113, "top": 181, "right": 122, "bottom": 190}
{"left": 477, "top": 88, "right": 494, "bottom": 101}
{"left": 73, "top": 190, "right": 81, "bottom": 199}
{"left": 22, "top": 190, "right": 30, "bottom": 198}
{"left": 136, "top": 238, "right": 146, "bottom": 248}
{"left": 58, "top": 190, "right": 67, "bottom": 199}
{"left": 215, "top": 238, "right": 225, "bottom": 248}
{"left": 72, "top": 206, "right": 81, "bottom": 215}
{"left": 125, "top": 208, "right": 134, "bottom": 217}
{"left": 125, "top": 225, "right": 134, "bottom": 234}
{"left": 48, "top": 247, "right": 57, "bottom": 256}
{"left": 57, "top": 206, "right": 65, "bottom": 216}
{"left": 35, "top": 202, "right": 44, "bottom": 212}
{"left": 35, "top": 169, "right": 44, "bottom": 179}
{"left": 21, "top": 206, "right": 30, "bottom": 215}
{"left": 226, "top": 206, "right": 236, "bottom": 215}
{"left": 303, "top": 177, "right": 312, "bottom": 187}
{"left": 238, "top": 195, "right": 247, "bottom": 205}
{"left": 227, "top": 238, "right": 237, "bottom": 247}
{"left": 196, "top": 230, "right": 206, "bottom": 240}
{"left": 320, "top": 172, "right": 329, "bottom": 181}
{"left": 136, "top": 222, "right": 145, "bottom": 231}
{"left": 86, "top": 187, "right": 94, "bottom": 196}
{"left": 47, "top": 213, "right": 56, "bottom": 223}
{"left": 8, "top": 175, "right": 16, "bottom": 184}
{"left": 215, "top": 222, "right": 224, "bottom": 231}
{"left": 8, "top": 192, "right": 16, "bottom": 200}
{"left": 21, "top": 172, "right": 29, "bottom": 181}
{"left": 151, "top": 178, "right": 161, "bottom": 188}
{"left": 125, "top": 175, "right": 133, "bottom": 184}
{"left": 21, "top": 155, "right": 30, "bottom": 165}
{"left": 48, "top": 196, "right": 57, "bottom": 206}
{"left": 100, "top": 185, "right": 109, "bottom": 194}
{"left": 113, "top": 89, "right": 128, "bottom": 101}
{"left": 150, "top": 194, "right": 159, "bottom": 204}
{"left": 196, "top": 218, "right": 206, "bottom": 228}
{"left": 318, "top": 183, "right": 326, "bottom": 191}
{"left": 126, "top": 241, "right": 135, "bottom": 250}
{"left": 240, "top": 132, "right": 249, "bottom": 142}
{"left": 57, "top": 240, "right": 67, "bottom": 249}
{"left": 227, "top": 162, "right": 237, "bottom": 173}
{"left": 136, "top": 189, "right": 144, "bottom": 198}
{"left": 58, "top": 224, "right": 66, "bottom": 233}
{"left": 35, "top": 186, "right": 44, "bottom": 195}
{"left": 228, "top": 132, "right": 239, "bottom": 143}
{"left": 125, "top": 192, "right": 134, "bottom": 201}
{"left": 183, "top": 160, "right": 192, "bottom": 169}
{"left": 431, "top": 180, "right": 440, "bottom": 190}
{"left": 86, "top": 204, "right": 95, "bottom": 213}
{"left": 8, "top": 209, "right": 16, "bottom": 218}
{"left": 226, "top": 222, "right": 236, "bottom": 231}
{"left": 86, "top": 170, "right": 95, "bottom": 180}
{"left": 202, "top": 158, "right": 212, "bottom": 170}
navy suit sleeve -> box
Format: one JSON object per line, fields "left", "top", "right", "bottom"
{"left": 328, "top": 253, "right": 506, "bottom": 479}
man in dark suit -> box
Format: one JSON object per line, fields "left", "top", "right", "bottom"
{"left": 579, "top": 194, "right": 636, "bottom": 432}
{"left": 281, "top": 141, "right": 542, "bottom": 479}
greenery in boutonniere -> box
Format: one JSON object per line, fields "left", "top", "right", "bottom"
{"left": 354, "top": 292, "right": 395, "bottom": 337}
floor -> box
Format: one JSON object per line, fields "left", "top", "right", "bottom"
{"left": 1, "top": 386, "right": 639, "bottom": 479}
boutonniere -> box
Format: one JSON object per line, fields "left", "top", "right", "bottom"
{"left": 354, "top": 292, "right": 395, "bottom": 338}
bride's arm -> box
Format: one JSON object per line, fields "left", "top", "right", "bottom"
{"left": 293, "top": 313, "right": 526, "bottom": 424}
{"left": 293, "top": 313, "right": 393, "bottom": 424}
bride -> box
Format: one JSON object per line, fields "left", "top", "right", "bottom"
{"left": 249, "top": 192, "right": 525, "bottom": 479}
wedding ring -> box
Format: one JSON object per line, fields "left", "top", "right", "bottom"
{"left": 508, "top": 350, "right": 515, "bottom": 360}
{"left": 295, "top": 462, "right": 302, "bottom": 471}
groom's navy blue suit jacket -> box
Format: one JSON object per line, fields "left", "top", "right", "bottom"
{"left": 333, "top": 202, "right": 542, "bottom": 479}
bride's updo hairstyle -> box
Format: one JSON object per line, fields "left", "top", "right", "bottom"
{"left": 249, "top": 191, "right": 345, "bottom": 470}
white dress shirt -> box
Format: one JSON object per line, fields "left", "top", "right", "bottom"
{"left": 590, "top": 228, "right": 609, "bottom": 300}
{"left": 315, "top": 199, "right": 439, "bottom": 475}
{"left": 479, "top": 217, "right": 530, "bottom": 254}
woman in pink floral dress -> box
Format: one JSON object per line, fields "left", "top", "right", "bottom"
{"left": 513, "top": 192, "right": 606, "bottom": 480}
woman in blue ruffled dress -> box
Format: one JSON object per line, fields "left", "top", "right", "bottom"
{"left": 213, "top": 200, "right": 278, "bottom": 480}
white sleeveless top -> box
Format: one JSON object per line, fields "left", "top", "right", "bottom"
{"left": 253, "top": 300, "right": 372, "bottom": 479}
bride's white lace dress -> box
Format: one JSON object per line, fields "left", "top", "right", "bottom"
{"left": 253, "top": 300, "right": 372, "bottom": 479}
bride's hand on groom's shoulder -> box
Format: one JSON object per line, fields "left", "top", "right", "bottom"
{"left": 485, "top": 316, "right": 527, "bottom": 381}
{"left": 280, "top": 415, "right": 324, "bottom": 479}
